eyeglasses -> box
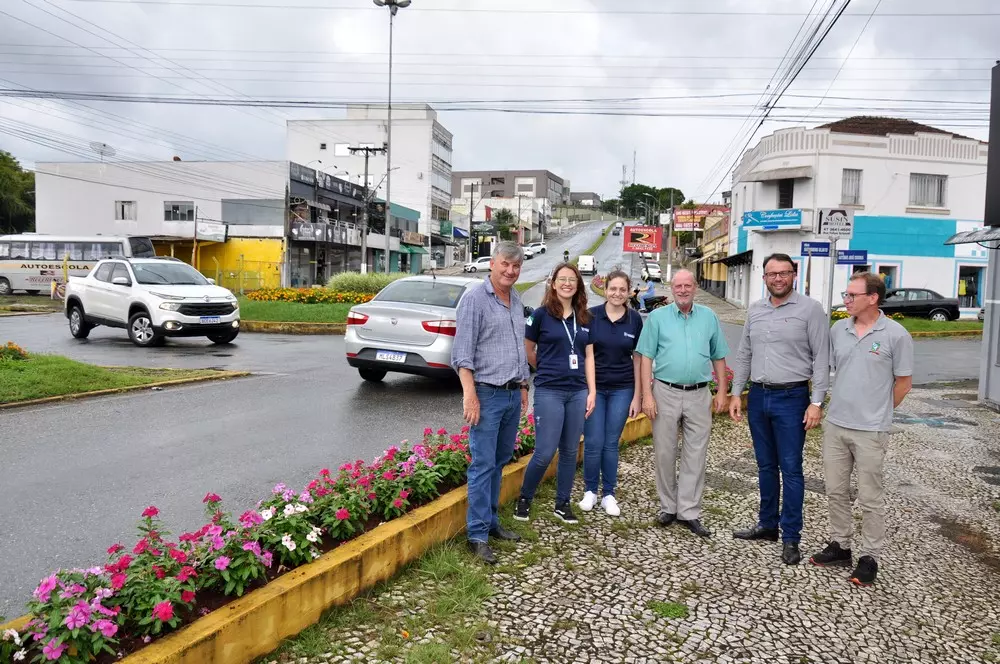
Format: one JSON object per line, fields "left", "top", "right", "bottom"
{"left": 841, "top": 291, "right": 869, "bottom": 302}
{"left": 554, "top": 277, "right": 576, "bottom": 284}
{"left": 764, "top": 270, "right": 796, "bottom": 280}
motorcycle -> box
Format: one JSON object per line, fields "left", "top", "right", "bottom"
{"left": 628, "top": 288, "right": 668, "bottom": 313}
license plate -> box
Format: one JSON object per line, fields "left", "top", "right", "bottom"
{"left": 375, "top": 350, "right": 406, "bottom": 363}
{"left": 200, "top": 316, "right": 221, "bottom": 324}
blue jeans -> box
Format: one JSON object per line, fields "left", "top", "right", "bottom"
{"left": 520, "top": 387, "right": 588, "bottom": 504}
{"left": 583, "top": 386, "right": 634, "bottom": 496}
{"left": 747, "top": 384, "right": 809, "bottom": 543}
{"left": 466, "top": 385, "right": 522, "bottom": 543}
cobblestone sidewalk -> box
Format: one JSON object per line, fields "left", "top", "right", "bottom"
{"left": 265, "top": 386, "right": 1000, "bottom": 663}
{"left": 694, "top": 289, "right": 747, "bottom": 326}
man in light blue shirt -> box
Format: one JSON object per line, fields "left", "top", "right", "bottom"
{"left": 637, "top": 269, "right": 729, "bottom": 537}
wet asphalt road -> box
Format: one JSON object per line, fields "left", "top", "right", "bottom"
{"left": 0, "top": 226, "right": 984, "bottom": 615}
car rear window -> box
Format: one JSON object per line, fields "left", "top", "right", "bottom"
{"left": 374, "top": 280, "right": 467, "bottom": 308}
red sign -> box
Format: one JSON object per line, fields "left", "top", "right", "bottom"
{"left": 623, "top": 226, "right": 663, "bottom": 253}
{"left": 485, "top": 206, "right": 493, "bottom": 221}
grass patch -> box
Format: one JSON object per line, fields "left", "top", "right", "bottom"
{"left": 570, "top": 223, "right": 615, "bottom": 267}
{"left": 515, "top": 280, "right": 540, "bottom": 294}
{"left": 992, "top": 632, "right": 1000, "bottom": 646}
{"left": 405, "top": 642, "right": 451, "bottom": 663}
{"left": 0, "top": 355, "right": 221, "bottom": 404}
{"left": 648, "top": 600, "right": 689, "bottom": 620}
{"left": 237, "top": 298, "right": 352, "bottom": 323}
{"left": 898, "top": 319, "right": 983, "bottom": 334}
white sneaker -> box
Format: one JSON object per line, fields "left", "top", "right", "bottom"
{"left": 578, "top": 491, "right": 598, "bottom": 512}
{"left": 601, "top": 494, "right": 621, "bottom": 517}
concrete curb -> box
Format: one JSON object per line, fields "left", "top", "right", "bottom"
{"left": 242, "top": 320, "right": 346, "bottom": 335}
{"left": 0, "top": 417, "right": 653, "bottom": 663}
{"left": 0, "top": 371, "right": 251, "bottom": 411}
{"left": 0, "top": 311, "right": 49, "bottom": 317}
{"left": 908, "top": 330, "right": 982, "bottom": 339}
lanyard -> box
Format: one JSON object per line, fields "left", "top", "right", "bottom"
{"left": 561, "top": 312, "right": 578, "bottom": 351}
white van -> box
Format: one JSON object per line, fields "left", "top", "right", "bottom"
{"left": 577, "top": 255, "right": 597, "bottom": 275}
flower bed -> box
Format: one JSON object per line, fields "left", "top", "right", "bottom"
{"left": 244, "top": 288, "right": 373, "bottom": 305}
{"left": 0, "top": 341, "right": 28, "bottom": 362}
{"left": 1, "top": 417, "right": 536, "bottom": 663}
{"left": 831, "top": 310, "right": 904, "bottom": 321}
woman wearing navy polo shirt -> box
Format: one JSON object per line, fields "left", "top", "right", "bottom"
{"left": 578, "top": 270, "right": 643, "bottom": 517}
{"left": 514, "top": 263, "right": 596, "bottom": 525}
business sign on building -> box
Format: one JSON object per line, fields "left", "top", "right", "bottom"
{"left": 817, "top": 208, "right": 855, "bottom": 239}
{"left": 741, "top": 209, "right": 803, "bottom": 230}
{"left": 402, "top": 231, "right": 426, "bottom": 245}
{"left": 623, "top": 226, "right": 663, "bottom": 253}
{"left": 673, "top": 212, "right": 703, "bottom": 231}
{"left": 196, "top": 221, "right": 227, "bottom": 243}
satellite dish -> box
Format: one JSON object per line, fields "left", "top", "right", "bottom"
{"left": 89, "top": 142, "right": 116, "bottom": 162}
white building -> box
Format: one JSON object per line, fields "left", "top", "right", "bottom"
{"left": 286, "top": 104, "right": 454, "bottom": 247}
{"left": 724, "top": 117, "right": 989, "bottom": 318}
{"left": 450, "top": 195, "right": 551, "bottom": 245}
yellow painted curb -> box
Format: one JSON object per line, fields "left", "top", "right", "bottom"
{"left": 908, "top": 330, "right": 982, "bottom": 339}
{"left": 0, "top": 372, "right": 250, "bottom": 411}
{"left": 241, "top": 320, "right": 346, "bottom": 335}
{"left": 0, "top": 416, "right": 654, "bottom": 663}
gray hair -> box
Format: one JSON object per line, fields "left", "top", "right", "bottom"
{"left": 492, "top": 240, "right": 524, "bottom": 263}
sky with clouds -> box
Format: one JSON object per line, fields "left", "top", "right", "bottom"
{"left": 0, "top": 0, "right": 995, "bottom": 202}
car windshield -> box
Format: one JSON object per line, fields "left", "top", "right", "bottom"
{"left": 374, "top": 280, "right": 467, "bottom": 308}
{"left": 132, "top": 262, "right": 210, "bottom": 285}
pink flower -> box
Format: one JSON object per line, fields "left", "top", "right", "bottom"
{"left": 181, "top": 590, "right": 196, "bottom": 604}
{"left": 33, "top": 575, "right": 58, "bottom": 603}
{"left": 210, "top": 535, "right": 225, "bottom": 552}
{"left": 450, "top": 434, "right": 462, "bottom": 444}
{"left": 91, "top": 620, "right": 118, "bottom": 638}
{"left": 110, "top": 573, "right": 127, "bottom": 590}
{"left": 63, "top": 607, "right": 89, "bottom": 630}
{"left": 242, "top": 541, "right": 261, "bottom": 556}
{"left": 335, "top": 508, "right": 350, "bottom": 520}
{"left": 214, "top": 556, "right": 231, "bottom": 571}
{"left": 319, "top": 468, "right": 331, "bottom": 477}
{"left": 339, "top": 462, "right": 353, "bottom": 471}
{"left": 176, "top": 566, "right": 197, "bottom": 583}
{"left": 382, "top": 471, "right": 396, "bottom": 481}
{"left": 423, "top": 427, "right": 433, "bottom": 435}
{"left": 461, "top": 425, "right": 470, "bottom": 434}
{"left": 261, "top": 551, "right": 273, "bottom": 568}
{"left": 392, "top": 498, "right": 404, "bottom": 509}
{"left": 151, "top": 601, "right": 174, "bottom": 623}
{"left": 142, "top": 506, "right": 159, "bottom": 518}
{"left": 133, "top": 538, "right": 148, "bottom": 555}
{"left": 207, "top": 524, "right": 224, "bottom": 538}
{"left": 367, "top": 492, "right": 377, "bottom": 500}
{"left": 273, "top": 483, "right": 287, "bottom": 494}
{"left": 436, "top": 427, "right": 447, "bottom": 435}
{"left": 203, "top": 492, "right": 222, "bottom": 504}
{"left": 239, "top": 510, "right": 263, "bottom": 528}
{"left": 42, "top": 638, "right": 67, "bottom": 661}
{"left": 399, "top": 489, "right": 410, "bottom": 500}
{"left": 107, "top": 543, "right": 123, "bottom": 555}
{"left": 169, "top": 549, "right": 188, "bottom": 564}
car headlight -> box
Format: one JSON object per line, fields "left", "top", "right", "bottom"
{"left": 159, "top": 302, "right": 183, "bottom": 311}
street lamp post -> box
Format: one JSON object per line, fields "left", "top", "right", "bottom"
{"left": 374, "top": 0, "right": 410, "bottom": 273}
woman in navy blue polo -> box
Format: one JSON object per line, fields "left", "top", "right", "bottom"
{"left": 514, "top": 263, "right": 596, "bottom": 525}
{"left": 578, "top": 269, "right": 643, "bottom": 517}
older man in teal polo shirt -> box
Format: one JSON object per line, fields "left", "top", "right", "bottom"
{"left": 637, "top": 269, "right": 729, "bottom": 538}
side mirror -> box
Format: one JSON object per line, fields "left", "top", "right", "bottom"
{"left": 112, "top": 276, "right": 131, "bottom": 287}
{"left": 207, "top": 278, "right": 216, "bottom": 285}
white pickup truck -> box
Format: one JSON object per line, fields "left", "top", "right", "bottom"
{"left": 64, "top": 257, "right": 240, "bottom": 347}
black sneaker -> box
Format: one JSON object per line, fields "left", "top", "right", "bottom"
{"left": 553, "top": 502, "right": 579, "bottom": 524}
{"left": 849, "top": 556, "right": 878, "bottom": 587}
{"left": 809, "top": 541, "right": 853, "bottom": 568}
{"left": 513, "top": 497, "right": 531, "bottom": 522}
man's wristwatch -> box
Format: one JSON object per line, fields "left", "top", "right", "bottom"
{"left": 811, "top": 402, "right": 823, "bottom": 408}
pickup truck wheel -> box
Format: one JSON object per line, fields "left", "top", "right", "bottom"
{"left": 68, "top": 304, "right": 93, "bottom": 339}
{"left": 128, "top": 311, "right": 162, "bottom": 347}
{"left": 0, "top": 278, "right": 11, "bottom": 295}
{"left": 929, "top": 309, "right": 951, "bottom": 322}
{"left": 208, "top": 330, "right": 239, "bottom": 344}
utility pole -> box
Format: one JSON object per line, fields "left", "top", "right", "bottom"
{"left": 666, "top": 190, "right": 675, "bottom": 282}
{"left": 619, "top": 165, "right": 629, "bottom": 219}
{"left": 350, "top": 145, "right": 386, "bottom": 274}
{"left": 631, "top": 149, "right": 636, "bottom": 185}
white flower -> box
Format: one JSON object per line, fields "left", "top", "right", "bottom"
{"left": 311, "top": 551, "right": 320, "bottom": 559}
{"left": 306, "top": 532, "right": 318, "bottom": 543}
{"left": 281, "top": 534, "right": 296, "bottom": 551}
{"left": 13, "top": 648, "right": 27, "bottom": 661}
{"left": 260, "top": 508, "right": 274, "bottom": 521}
{"left": 283, "top": 504, "right": 296, "bottom": 517}
{"left": 294, "top": 503, "right": 308, "bottom": 514}
{"left": 2, "top": 629, "right": 15, "bottom": 642}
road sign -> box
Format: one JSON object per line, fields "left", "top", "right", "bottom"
{"left": 800, "top": 241, "right": 831, "bottom": 257}
{"left": 837, "top": 249, "right": 868, "bottom": 265}
{"left": 623, "top": 226, "right": 663, "bottom": 252}
{"left": 817, "top": 208, "right": 855, "bottom": 239}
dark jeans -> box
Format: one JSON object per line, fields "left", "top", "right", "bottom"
{"left": 520, "top": 387, "right": 588, "bottom": 505}
{"left": 583, "top": 386, "right": 634, "bottom": 496}
{"left": 466, "top": 384, "right": 522, "bottom": 543}
{"left": 747, "top": 384, "right": 809, "bottom": 543}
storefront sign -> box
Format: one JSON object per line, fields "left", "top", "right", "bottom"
{"left": 402, "top": 231, "right": 425, "bottom": 245}
{"left": 817, "top": 208, "right": 855, "bottom": 240}
{"left": 623, "top": 226, "right": 663, "bottom": 253}
{"left": 196, "top": 221, "right": 227, "bottom": 243}
{"left": 439, "top": 220, "right": 453, "bottom": 235}
{"left": 290, "top": 221, "right": 327, "bottom": 242}
{"left": 741, "top": 209, "right": 803, "bottom": 230}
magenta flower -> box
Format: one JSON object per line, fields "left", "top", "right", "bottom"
{"left": 392, "top": 498, "right": 404, "bottom": 509}
{"left": 176, "top": 566, "right": 196, "bottom": 583}
{"left": 399, "top": 489, "right": 410, "bottom": 500}
{"left": 436, "top": 427, "right": 447, "bottom": 435}
{"left": 33, "top": 575, "right": 58, "bottom": 603}
{"left": 214, "top": 556, "right": 231, "bottom": 571}
{"left": 298, "top": 491, "right": 314, "bottom": 504}
{"left": 90, "top": 620, "right": 118, "bottom": 638}
{"left": 63, "top": 607, "right": 89, "bottom": 630}
{"left": 151, "top": 601, "right": 174, "bottom": 622}
{"left": 181, "top": 590, "right": 196, "bottom": 604}
{"left": 335, "top": 508, "right": 350, "bottom": 520}
{"left": 242, "top": 541, "right": 262, "bottom": 556}
{"left": 261, "top": 551, "right": 274, "bottom": 568}
{"left": 239, "top": 510, "right": 263, "bottom": 528}
{"left": 210, "top": 535, "right": 225, "bottom": 551}
{"left": 382, "top": 471, "right": 395, "bottom": 481}
{"left": 42, "top": 638, "right": 67, "bottom": 661}
{"left": 423, "top": 427, "right": 433, "bottom": 435}
{"left": 202, "top": 492, "right": 222, "bottom": 504}
{"left": 141, "top": 506, "right": 159, "bottom": 518}
{"left": 106, "top": 543, "right": 124, "bottom": 555}
{"left": 272, "top": 482, "right": 286, "bottom": 494}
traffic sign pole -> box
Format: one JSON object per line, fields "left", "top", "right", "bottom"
{"left": 826, "top": 238, "right": 838, "bottom": 324}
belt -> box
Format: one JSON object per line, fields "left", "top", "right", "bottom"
{"left": 475, "top": 380, "right": 523, "bottom": 390}
{"left": 657, "top": 379, "right": 709, "bottom": 391}
{"left": 751, "top": 380, "right": 809, "bottom": 391}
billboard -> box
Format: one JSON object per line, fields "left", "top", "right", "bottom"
{"left": 673, "top": 212, "right": 702, "bottom": 231}
{"left": 623, "top": 226, "right": 663, "bottom": 253}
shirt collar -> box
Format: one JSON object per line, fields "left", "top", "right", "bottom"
{"left": 483, "top": 276, "right": 520, "bottom": 307}
{"left": 765, "top": 290, "right": 800, "bottom": 309}
{"left": 669, "top": 303, "right": 696, "bottom": 318}
{"left": 846, "top": 310, "right": 887, "bottom": 335}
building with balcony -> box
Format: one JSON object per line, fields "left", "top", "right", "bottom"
{"left": 723, "top": 116, "right": 989, "bottom": 317}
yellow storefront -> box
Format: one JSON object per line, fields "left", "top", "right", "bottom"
{"left": 153, "top": 236, "right": 284, "bottom": 293}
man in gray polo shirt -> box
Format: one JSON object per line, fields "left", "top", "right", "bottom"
{"left": 729, "top": 253, "right": 830, "bottom": 566}
{"left": 809, "top": 272, "right": 913, "bottom": 587}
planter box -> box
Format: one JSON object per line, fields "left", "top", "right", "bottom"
{"left": 2, "top": 417, "right": 653, "bottom": 664}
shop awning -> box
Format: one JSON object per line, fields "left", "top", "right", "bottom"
{"left": 716, "top": 249, "right": 753, "bottom": 266}
{"left": 396, "top": 245, "right": 414, "bottom": 254}
{"left": 406, "top": 245, "right": 429, "bottom": 254}
{"left": 945, "top": 226, "right": 1000, "bottom": 245}
{"left": 694, "top": 253, "right": 717, "bottom": 264}
{"left": 742, "top": 165, "right": 814, "bottom": 182}
{"left": 452, "top": 226, "right": 470, "bottom": 239}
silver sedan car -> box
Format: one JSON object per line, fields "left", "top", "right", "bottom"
{"left": 345, "top": 275, "right": 480, "bottom": 382}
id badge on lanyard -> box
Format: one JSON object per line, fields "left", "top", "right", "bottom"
{"left": 562, "top": 313, "right": 579, "bottom": 370}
